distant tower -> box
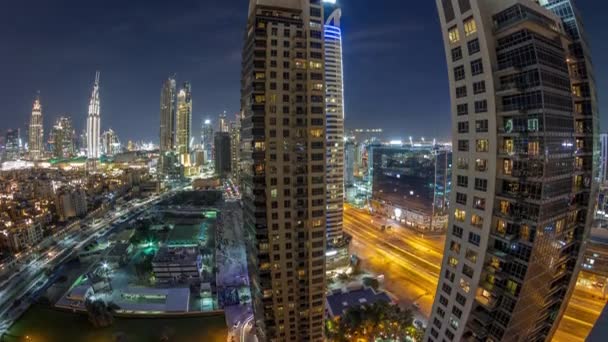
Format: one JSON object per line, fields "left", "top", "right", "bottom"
{"left": 28, "top": 94, "right": 44, "bottom": 160}
{"left": 101, "top": 129, "right": 120, "bottom": 156}
{"left": 50, "top": 116, "right": 76, "bottom": 159}
{"left": 87, "top": 71, "right": 101, "bottom": 161}
{"left": 219, "top": 111, "right": 229, "bottom": 133}
{"left": 201, "top": 119, "right": 214, "bottom": 163}
{"left": 176, "top": 82, "right": 192, "bottom": 165}
{"left": 160, "top": 76, "right": 177, "bottom": 154}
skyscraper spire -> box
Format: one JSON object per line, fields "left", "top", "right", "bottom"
{"left": 28, "top": 92, "right": 44, "bottom": 160}
{"left": 87, "top": 71, "right": 101, "bottom": 161}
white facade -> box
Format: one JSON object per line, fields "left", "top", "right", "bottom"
{"left": 324, "top": 2, "right": 345, "bottom": 245}
{"left": 28, "top": 96, "right": 44, "bottom": 160}
{"left": 87, "top": 71, "right": 101, "bottom": 160}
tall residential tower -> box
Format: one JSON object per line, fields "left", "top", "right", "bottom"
{"left": 160, "top": 76, "right": 177, "bottom": 153}
{"left": 86, "top": 71, "right": 101, "bottom": 161}
{"left": 176, "top": 82, "right": 192, "bottom": 166}
{"left": 426, "top": 1, "right": 598, "bottom": 341}
{"left": 323, "top": 0, "right": 345, "bottom": 246}
{"left": 28, "top": 94, "right": 44, "bottom": 160}
{"left": 241, "top": 1, "right": 327, "bottom": 340}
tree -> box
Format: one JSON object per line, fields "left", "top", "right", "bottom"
{"left": 85, "top": 299, "right": 117, "bottom": 328}
{"left": 327, "top": 301, "right": 414, "bottom": 342}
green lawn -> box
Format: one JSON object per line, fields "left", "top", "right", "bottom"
{"left": 5, "top": 305, "right": 228, "bottom": 342}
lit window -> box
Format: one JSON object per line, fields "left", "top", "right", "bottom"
{"left": 503, "top": 159, "right": 513, "bottom": 175}
{"left": 504, "top": 138, "right": 514, "bottom": 154}
{"left": 459, "top": 278, "right": 471, "bottom": 293}
{"left": 499, "top": 200, "right": 510, "bottom": 215}
{"left": 528, "top": 141, "right": 540, "bottom": 156}
{"left": 310, "top": 129, "right": 323, "bottom": 138}
{"left": 528, "top": 118, "right": 539, "bottom": 132}
{"left": 463, "top": 17, "right": 477, "bottom": 36}
{"left": 309, "top": 61, "right": 323, "bottom": 69}
{"left": 465, "top": 249, "right": 478, "bottom": 263}
{"left": 255, "top": 95, "right": 266, "bottom": 104}
{"left": 471, "top": 214, "right": 483, "bottom": 228}
{"left": 255, "top": 72, "right": 265, "bottom": 80}
{"left": 271, "top": 188, "right": 278, "bottom": 198}
{"left": 450, "top": 241, "right": 461, "bottom": 254}
{"left": 454, "top": 209, "right": 466, "bottom": 222}
{"left": 448, "top": 26, "right": 460, "bottom": 43}
{"left": 476, "top": 139, "right": 489, "bottom": 152}
{"left": 496, "top": 219, "right": 506, "bottom": 235}
{"left": 520, "top": 224, "right": 530, "bottom": 241}
{"left": 448, "top": 256, "right": 459, "bottom": 268}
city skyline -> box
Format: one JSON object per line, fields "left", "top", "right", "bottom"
{"left": 0, "top": 1, "right": 607, "bottom": 341}
{"left": 2, "top": 0, "right": 606, "bottom": 143}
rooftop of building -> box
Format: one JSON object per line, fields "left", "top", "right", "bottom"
{"left": 152, "top": 246, "right": 200, "bottom": 265}
{"left": 326, "top": 286, "right": 392, "bottom": 318}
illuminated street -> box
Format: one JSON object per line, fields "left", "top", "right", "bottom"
{"left": 344, "top": 204, "right": 606, "bottom": 339}
{"left": 343, "top": 205, "right": 444, "bottom": 318}
{"left": 554, "top": 281, "right": 606, "bottom": 341}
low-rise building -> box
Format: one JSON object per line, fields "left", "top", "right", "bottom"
{"left": 0, "top": 219, "right": 44, "bottom": 253}
{"left": 55, "top": 186, "right": 88, "bottom": 222}
{"left": 152, "top": 247, "right": 202, "bottom": 284}
{"left": 325, "top": 286, "right": 392, "bottom": 319}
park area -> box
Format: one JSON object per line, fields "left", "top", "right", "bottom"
{"left": 4, "top": 304, "right": 227, "bottom": 342}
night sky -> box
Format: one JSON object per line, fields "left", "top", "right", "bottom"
{"left": 0, "top": 0, "right": 606, "bottom": 143}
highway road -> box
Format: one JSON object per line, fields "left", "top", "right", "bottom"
{"left": 344, "top": 204, "right": 605, "bottom": 339}
{"left": 343, "top": 205, "right": 444, "bottom": 318}
{"left": 554, "top": 285, "right": 605, "bottom": 341}
{"left": 0, "top": 190, "right": 177, "bottom": 334}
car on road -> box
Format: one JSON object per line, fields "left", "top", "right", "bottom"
{"left": 414, "top": 319, "right": 425, "bottom": 330}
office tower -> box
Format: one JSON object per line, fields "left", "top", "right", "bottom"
{"left": 323, "top": 0, "right": 345, "bottom": 246}
{"left": 4, "top": 129, "right": 21, "bottom": 161}
{"left": 101, "top": 129, "right": 120, "bottom": 156}
{"left": 214, "top": 132, "right": 231, "bottom": 178}
{"left": 50, "top": 116, "right": 75, "bottom": 159}
{"left": 370, "top": 143, "right": 452, "bottom": 233}
{"left": 28, "top": 94, "right": 44, "bottom": 160}
{"left": 160, "top": 77, "right": 177, "bottom": 153}
{"left": 230, "top": 116, "right": 241, "bottom": 180}
{"left": 87, "top": 71, "right": 101, "bottom": 161}
{"left": 176, "top": 82, "right": 192, "bottom": 166}
{"left": 201, "top": 119, "right": 214, "bottom": 163}
{"left": 426, "top": 1, "right": 597, "bottom": 341}
{"left": 241, "top": 1, "right": 327, "bottom": 341}
{"left": 219, "top": 111, "right": 229, "bottom": 133}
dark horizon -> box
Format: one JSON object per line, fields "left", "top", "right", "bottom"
{"left": 0, "top": 0, "right": 607, "bottom": 143}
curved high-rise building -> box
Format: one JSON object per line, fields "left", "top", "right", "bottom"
{"left": 323, "top": 0, "right": 345, "bottom": 246}
{"left": 87, "top": 71, "right": 101, "bottom": 160}
{"left": 28, "top": 94, "right": 44, "bottom": 160}
{"left": 426, "top": 1, "right": 598, "bottom": 341}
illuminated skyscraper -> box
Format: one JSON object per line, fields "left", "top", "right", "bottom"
{"left": 86, "top": 71, "right": 101, "bottom": 161}
{"left": 160, "top": 76, "right": 177, "bottom": 153}
{"left": 426, "top": 1, "right": 598, "bottom": 341}
{"left": 101, "top": 129, "right": 120, "bottom": 156}
{"left": 242, "top": 1, "right": 327, "bottom": 340}
{"left": 28, "top": 94, "right": 44, "bottom": 160}
{"left": 176, "top": 82, "right": 192, "bottom": 165}
{"left": 219, "top": 111, "right": 229, "bottom": 133}
{"left": 230, "top": 116, "right": 241, "bottom": 181}
{"left": 50, "top": 116, "right": 75, "bottom": 159}
{"left": 201, "top": 119, "right": 214, "bottom": 163}
{"left": 4, "top": 129, "right": 21, "bottom": 161}
{"left": 323, "top": 0, "right": 345, "bottom": 246}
